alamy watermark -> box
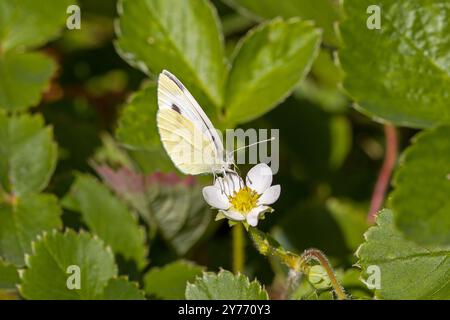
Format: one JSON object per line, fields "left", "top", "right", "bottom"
{"left": 66, "top": 5, "right": 81, "bottom": 30}
{"left": 66, "top": 265, "right": 81, "bottom": 290}
{"left": 367, "top": 5, "right": 381, "bottom": 30}
{"left": 364, "top": 265, "right": 381, "bottom": 290}
{"left": 165, "top": 125, "right": 280, "bottom": 174}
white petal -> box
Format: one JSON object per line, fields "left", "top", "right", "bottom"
{"left": 246, "top": 163, "right": 273, "bottom": 194}
{"left": 258, "top": 185, "right": 280, "bottom": 205}
{"left": 220, "top": 210, "right": 245, "bottom": 221}
{"left": 202, "top": 186, "right": 230, "bottom": 210}
{"left": 246, "top": 205, "right": 269, "bottom": 227}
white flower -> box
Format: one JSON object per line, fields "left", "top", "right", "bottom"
{"left": 202, "top": 163, "right": 280, "bottom": 227}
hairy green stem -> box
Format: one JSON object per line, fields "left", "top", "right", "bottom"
{"left": 300, "top": 249, "right": 347, "bottom": 300}
{"left": 248, "top": 227, "right": 347, "bottom": 300}
{"left": 232, "top": 223, "right": 245, "bottom": 273}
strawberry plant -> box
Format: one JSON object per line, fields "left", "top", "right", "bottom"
{"left": 0, "top": 0, "right": 448, "bottom": 301}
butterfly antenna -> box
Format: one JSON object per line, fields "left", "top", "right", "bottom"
{"left": 232, "top": 137, "right": 275, "bottom": 154}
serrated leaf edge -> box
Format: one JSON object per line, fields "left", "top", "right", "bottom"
{"left": 187, "top": 269, "right": 269, "bottom": 299}
{"left": 18, "top": 228, "right": 118, "bottom": 299}
{"left": 225, "top": 17, "right": 322, "bottom": 124}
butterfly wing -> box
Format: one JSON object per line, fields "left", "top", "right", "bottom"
{"left": 157, "top": 70, "right": 227, "bottom": 175}
{"left": 157, "top": 108, "right": 221, "bottom": 175}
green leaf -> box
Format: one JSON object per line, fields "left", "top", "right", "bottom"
{"left": 326, "top": 198, "right": 369, "bottom": 252}
{"left": 151, "top": 184, "right": 191, "bottom": 240}
{"left": 186, "top": 270, "right": 269, "bottom": 300}
{"left": 0, "top": 0, "right": 75, "bottom": 52}
{"left": 129, "top": 149, "right": 178, "bottom": 174}
{"left": 93, "top": 165, "right": 158, "bottom": 238}
{"left": 0, "top": 113, "right": 57, "bottom": 196}
{"left": 0, "top": 258, "right": 19, "bottom": 300}
{"left": 95, "top": 166, "right": 213, "bottom": 256}
{"left": 0, "top": 258, "right": 18, "bottom": 289}
{"left": 115, "top": 84, "right": 175, "bottom": 172}
{"left": 225, "top": 18, "right": 321, "bottom": 124}
{"left": 339, "top": 0, "right": 450, "bottom": 128}
{"left": 356, "top": 210, "right": 450, "bottom": 299}
{"left": 116, "top": 83, "right": 159, "bottom": 150}
{"left": 338, "top": 268, "right": 373, "bottom": 300}
{"left": 295, "top": 79, "right": 348, "bottom": 114}
{"left": 62, "top": 174, "right": 147, "bottom": 269}
{"left": 151, "top": 183, "right": 212, "bottom": 255}
{"left": 390, "top": 125, "right": 450, "bottom": 246}
{"left": 115, "top": 0, "right": 227, "bottom": 109}
{"left": 0, "top": 52, "right": 56, "bottom": 111}
{"left": 168, "top": 184, "right": 213, "bottom": 255}
{"left": 20, "top": 230, "right": 118, "bottom": 300}
{"left": 144, "top": 260, "right": 204, "bottom": 299}
{"left": 310, "top": 49, "right": 345, "bottom": 90}
{"left": 102, "top": 277, "right": 146, "bottom": 300}
{"left": 93, "top": 133, "right": 135, "bottom": 169}
{"left": 296, "top": 49, "right": 348, "bottom": 114}
{"left": 223, "top": 0, "right": 341, "bottom": 45}
{"left": 0, "top": 194, "right": 62, "bottom": 266}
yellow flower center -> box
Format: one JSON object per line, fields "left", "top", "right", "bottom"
{"left": 228, "top": 187, "right": 259, "bottom": 213}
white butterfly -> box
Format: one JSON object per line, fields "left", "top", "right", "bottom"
{"left": 156, "top": 70, "right": 234, "bottom": 176}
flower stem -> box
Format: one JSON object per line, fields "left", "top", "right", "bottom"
{"left": 300, "top": 249, "right": 347, "bottom": 300}
{"left": 367, "top": 124, "right": 398, "bottom": 224}
{"left": 232, "top": 223, "right": 245, "bottom": 273}
{"left": 248, "top": 227, "right": 347, "bottom": 300}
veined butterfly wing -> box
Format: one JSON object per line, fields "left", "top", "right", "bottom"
{"left": 157, "top": 70, "right": 228, "bottom": 175}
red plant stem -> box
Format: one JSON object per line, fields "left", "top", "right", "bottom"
{"left": 367, "top": 124, "right": 398, "bottom": 224}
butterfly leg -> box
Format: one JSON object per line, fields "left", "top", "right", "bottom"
{"left": 215, "top": 171, "right": 230, "bottom": 196}
{"left": 213, "top": 171, "right": 223, "bottom": 194}
{"left": 221, "top": 168, "right": 235, "bottom": 196}
{"left": 231, "top": 164, "right": 244, "bottom": 189}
